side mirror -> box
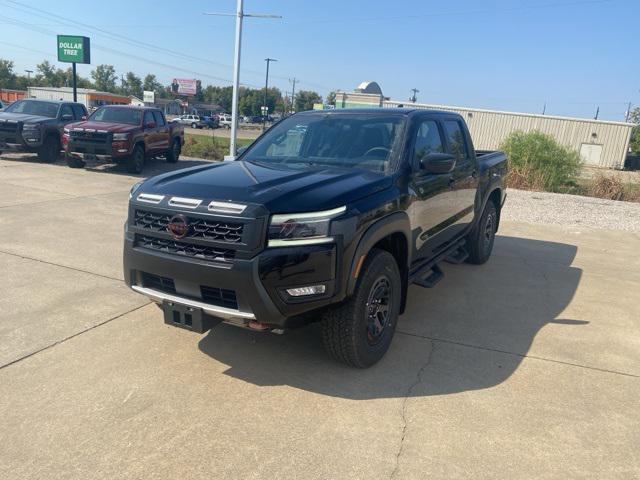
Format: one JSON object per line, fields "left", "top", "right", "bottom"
{"left": 420, "top": 153, "right": 456, "bottom": 174}
{"left": 61, "top": 114, "right": 73, "bottom": 121}
{"left": 146, "top": 121, "right": 156, "bottom": 129}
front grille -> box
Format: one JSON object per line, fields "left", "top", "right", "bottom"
{"left": 141, "top": 272, "right": 176, "bottom": 293}
{"left": 135, "top": 210, "right": 244, "bottom": 244}
{"left": 0, "top": 121, "right": 19, "bottom": 135}
{"left": 136, "top": 234, "right": 235, "bottom": 262}
{"left": 69, "top": 131, "right": 110, "bottom": 143}
{"left": 201, "top": 286, "right": 238, "bottom": 309}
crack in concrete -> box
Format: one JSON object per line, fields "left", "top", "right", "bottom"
{"left": 396, "top": 330, "right": 639, "bottom": 378}
{"left": 390, "top": 339, "right": 436, "bottom": 480}
{"left": 0, "top": 302, "right": 151, "bottom": 370}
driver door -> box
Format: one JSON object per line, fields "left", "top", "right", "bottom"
{"left": 409, "top": 117, "right": 459, "bottom": 262}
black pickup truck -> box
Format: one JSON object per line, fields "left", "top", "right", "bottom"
{"left": 124, "top": 109, "right": 507, "bottom": 367}
{"left": 0, "top": 99, "right": 87, "bottom": 162}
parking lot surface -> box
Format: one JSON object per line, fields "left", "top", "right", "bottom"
{"left": 1, "top": 153, "right": 639, "bottom": 479}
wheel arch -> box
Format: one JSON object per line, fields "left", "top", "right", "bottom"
{"left": 346, "top": 212, "right": 411, "bottom": 313}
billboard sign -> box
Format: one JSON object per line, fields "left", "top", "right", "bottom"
{"left": 143, "top": 90, "right": 155, "bottom": 103}
{"left": 57, "top": 35, "right": 90, "bottom": 64}
{"left": 171, "top": 78, "right": 197, "bottom": 96}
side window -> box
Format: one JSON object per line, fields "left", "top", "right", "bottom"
{"left": 443, "top": 120, "right": 468, "bottom": 161}
{"left": 144, "top": 111, "right": 155, "bottom": 126}
{"left": 413, "top": 120, "right": 444, "bottom": 166}
{"left": 59, "top": 104, "right": 73, "bottom": 119}
{"left": 71, "top": 104, "right": 86, "bottom": 120}
{"left": 152, "top": 111, "right": 165, "bottom": 126}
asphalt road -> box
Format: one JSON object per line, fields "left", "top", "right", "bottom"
{"left": 1, "top": 153, "right": 639, "bottom": 479}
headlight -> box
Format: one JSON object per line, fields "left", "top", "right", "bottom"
{"left": 268, "top": 206, "right": 346, "bottom": 247}
{"left": 129, "top": 181, "right": 144, "bottom": 199}
{"left": 113, "top": 133, "right": 130, "bottom": 141}
{"left": 22, "top": 123, "right": 40, "bottom": 131}
{"left": 63, "top": 127, "right": 70, "bottom": 134}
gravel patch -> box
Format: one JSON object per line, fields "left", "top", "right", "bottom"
{"left": 502, "top": 189, "right": 640, "bottom": 233}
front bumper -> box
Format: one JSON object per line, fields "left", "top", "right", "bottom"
{"left": 66, "top": 134, "right": 130, "bottom": 161}
{"left": 0, "top": 132, "right": 41, "bottom": 152}
{"left": 123, "top": 224, "right": 340, "bottom": 330}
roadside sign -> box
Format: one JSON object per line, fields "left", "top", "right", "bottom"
{"left": 143, "top": 91, "right": 155, "bottom": 103}
{"left": 171, "top": 78, "right": 197, "bottom": 96}
{"left": 261, "top": 106, "right": 268, "bottom": 114}
{"left": 57, "top": 35, "right": 91, "bottom": 64}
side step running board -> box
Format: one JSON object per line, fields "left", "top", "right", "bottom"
{"left": 410, "top": 239, "right": 468, "bottom": 289}
{"left": 413, "top": 264, "right": 444, "bottom": 288}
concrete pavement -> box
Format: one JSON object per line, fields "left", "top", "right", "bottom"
{"left": 0, "top": 153, "right": 638, "bottom": 479}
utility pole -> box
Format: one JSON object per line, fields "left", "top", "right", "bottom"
{"left": 262, "top": 57, "right": 277, "bottom": 131}
{"left": 289, "top": 77, "right": 297, "bottom": 115}
{"left": 204, "top": 1, "right": 282, "bottom": 157}
{"left": 24, "top": 69, "right": 33, "bottom": 90}
{"left": 542, "top": 103, "right": 546, "bottom": 115}
{"left": 594, "top": 106, "right": 600, "bottom": 120}
{"left": 409, "top": 88, "right": 419, "bottom": 103}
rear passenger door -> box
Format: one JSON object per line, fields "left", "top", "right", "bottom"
{"left": 409, "top": 117, "right": 459, "bottom": 261}
{"left": 143, "top": 110, "right": 159, "bottom": 153}
{"left": 153, "top": 111, "right": 170, "bottom": 151}
{"left": 442, "top": 118, "right": 479, "bottom": 236}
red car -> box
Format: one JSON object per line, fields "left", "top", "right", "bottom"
{"left": 63, "top": 105, "right": 184, "bottom": 173}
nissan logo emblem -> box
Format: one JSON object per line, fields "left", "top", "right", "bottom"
{"left": 167, "top": 214, "right": 189, "bottom": 239}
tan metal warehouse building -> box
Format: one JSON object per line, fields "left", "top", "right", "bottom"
{"left": 27, "top": 87, "right": 130, "bottom": 111}
{"left": 335, "top": 85, "right": 634, "bottom": 169}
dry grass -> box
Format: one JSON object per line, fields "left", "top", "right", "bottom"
{"left": 584, "top": 173, "right": 640, "bottom": 203}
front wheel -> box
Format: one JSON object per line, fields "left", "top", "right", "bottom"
{"left": 321, "top": 249, "right": 401, "bottom": 368}
{"left": 466, "top": 201, "right": 497, "bottom": 265}
{"left": 166, "top": 139, "right": 181, "bottom": 163}
{"left": 37, "top": 136, "right": 60, "bottom": 163}
{"left": 126, "top": 145, "right": 145, "bottom": 174}
{"left": 191, "top": 122, "right": 197, "bottom": 129}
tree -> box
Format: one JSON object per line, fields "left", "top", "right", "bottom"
{"left": 326, "top": 90, "right": 336, "bottom": 106}
{"left": 143, "top": 74, "right": 162, "bottom": 93}
{"left": 629, "top": 107, "right": 640, "bottom": 155}
{"left": 121, "top": 71, "right": 143, "bottom": 98}
{"left": 0, "top": 59, "right": 17, "bottom": 89}
{"left": 294, "top": 90, "right": 322, "bottom": 112}
{"left": 35, "top": 60, "right": 64, "bottom": 87}
{"left": 202, "top": 85, "right": 234, "bottom": 112}
{"left": 91, "top": 64, "right": 118, "bottom": 92}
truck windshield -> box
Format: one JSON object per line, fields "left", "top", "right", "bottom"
{"left": 89, "top": 108, "right": 142, "bottom": 125}
{"left": 243, "top": 113, "right": 406, "bottom": 173}
{"left": 4, "top": 100, "right": 59, "bottom": 118}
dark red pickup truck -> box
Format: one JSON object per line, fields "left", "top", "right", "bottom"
{"left": 63, "top": 105, "right": 184, "bottom": 173}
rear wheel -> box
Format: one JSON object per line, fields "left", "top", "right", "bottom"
{"left": 66, "top": 154, "right": 85, "bottom": 168}
{"left": 37, "top": 135, "right": 60, "bottom": 163}
{"left": 166, "top": 138, "right": 181, "bottom": 163}
{"left": 191, "top": 122, "right": 197, "bottom": 129}
{"left": 321, "top": 249, "right": 401, "bottom": 368}
{"left": 126, "top": 145, "right": 145, "bottom": 174}
{"left": 466, "top": 200, "right": 497, "bottom": 265}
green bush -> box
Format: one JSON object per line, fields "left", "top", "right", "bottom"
{"left": 500, "top": 130, "right": 582, "bottom": 192}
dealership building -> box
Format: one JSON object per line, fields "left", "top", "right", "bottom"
{"left": 335, "top": 82, "right": 635, "bottom": 169}
{"left": 27, "top": 86, "right": 130, "bottom": 111}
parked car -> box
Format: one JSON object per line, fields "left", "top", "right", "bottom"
{"left": 201, "top": 115, "right": 219, "bottom": 129}
{"left": 0, "top": 99, "right": 87, "bottom": 162}
{"left": 123, "top": 108, "right": 507, "bottom": 367}
{"left": 63, "top": 105, "right": 184, "bottom": 174}
{"left": 218, "top": 113, "right": 232, "bottom": 129}
{"left": 173, "top": 114, "right": 205, "bottom": 129}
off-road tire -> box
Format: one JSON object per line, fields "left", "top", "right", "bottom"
{"left": 126, "top": 144, "right": 145, "bottom": 174}
{"left": 321, "top": 249, "right": 401, "bottom": 368}
{"left": 37, "top": 135, "right": 60, "bottom": 163}
{"left": 166, "top": 138, "right": 181, "bottom": 163}
{"left": 466, "top": 200, "right": 497, "bottom": 265}
{"left": 66, "top": 154, "right": 85, "bottom": 168}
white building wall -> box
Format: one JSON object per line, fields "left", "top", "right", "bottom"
{"left": 384, "top": 100, "right": 634, "bottom": 169}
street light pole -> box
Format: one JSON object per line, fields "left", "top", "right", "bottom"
{"left": 204, "top": 2, "right": 282, "bottom": 157}
{"left": 262, "top": 58, "right": 277, "bottom": 131}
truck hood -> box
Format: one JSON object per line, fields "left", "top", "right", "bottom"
{"left": 67, "top": 120, "right": 139, "bottom": 133}
{"left": 142, "top": 161, "right": 393, "bottom": 213}
{"left": 0, "top": 112, "right": 53, "bottom": 124}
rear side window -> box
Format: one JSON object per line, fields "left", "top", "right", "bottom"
{"left": 59, "top": 104, "right": 73, "bottom": 119}
{"left": 144, "top": 111, "right": 155, "bottom": 126}
{"left": 71, "top": 104, "right": 86, "bottom": 120}
{"left": 413, "top": 120, "right": 444, "bottom": 165}
{"left": 152, "top": 111, "right": 165, "bottom": 126}
{"left": 443, "top": 120, "right": 468, "bottom": 161}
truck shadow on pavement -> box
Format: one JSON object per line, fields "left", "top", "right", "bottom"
{"left": 198, "top": 235, "right": 585, "bottom": 399}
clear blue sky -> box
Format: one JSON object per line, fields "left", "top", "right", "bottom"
{"left": 0, "top": 0, "right": 637, "bottom": 120}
